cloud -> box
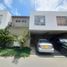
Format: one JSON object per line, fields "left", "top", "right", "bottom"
{"left": 0, "top": 3, "right": 6, "bottom": 10}
{"left": 33, "top": 0, "right": 67, "bottom": 11}
{"left": 3, "top": 0, "right": 20, "bottom": 15}
{"left": 56, "top": 0, "right": 67, "bottom": 11}
{"left": 4, "top": 0, "right": 13, "bottom": 8}
{"left": 34, "top": 0, "right": 59, "bottom": 11}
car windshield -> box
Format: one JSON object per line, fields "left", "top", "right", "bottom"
{"left": 59, "top": 39, "right": 67, "bottom": 46}
{"left": 59, "top": 39, "right": 67, "bottom": 43}
{"left": 39, "top": 39, "right": 49, "bottom": 43}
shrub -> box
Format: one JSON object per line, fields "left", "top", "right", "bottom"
{"left": 0, "top": 47, "right": 31, "bottom": 57}
{"left": 18, "top": 31, "right": 30, "bottom": 47}
{"left": 0, "top": 29, "right": 14, "bottom": 48}
{"left": 0, "top": 29, "right": 9, "bottom": 35}
{"left": 14, "top": 47, "right": 31, "bottom": 58}
{"left": 0, "top": 35, "right": 14, "bottom": 48}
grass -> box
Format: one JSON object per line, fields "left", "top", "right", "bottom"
{"left": 0, "top": 47, "right": 31, "bottom": 58}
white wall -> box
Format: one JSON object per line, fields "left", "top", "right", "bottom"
{"left": 12, "top": 16, "right": 29, "bottom": 27}
{"left": 29, "top": 11, "right": 67, "bottom": 33}
{"left": 0, "top": 10, "right": 11, "bottom": 29}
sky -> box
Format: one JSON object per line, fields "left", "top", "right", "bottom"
{"left": 0, "top": 0, "right": 67, "bottom": 16}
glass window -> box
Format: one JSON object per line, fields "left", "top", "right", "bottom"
{"left": 57, "top": 16, "right": 67, "bottom": 26}
{"left": 16, "top": 20, "right": 21, "bottom": 22}
{"left": 0, "top": 15, "right": 2, "bottom": 24}
{"left": 16, "top": 19, "right": 27, "bottom": 23}
{"left": 34, "top": 16, "right": 45, "bottom": 25}
{"left": 22, "top": 20, "right": 26, "bottom": 23}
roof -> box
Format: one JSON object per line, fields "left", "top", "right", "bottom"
{"left": 12, "top": 16, "right": 29, "bottom": 18}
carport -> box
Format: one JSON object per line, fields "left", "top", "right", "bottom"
{"left": 30, "top": 30, "right": 67, "bottom": 56}
{"left": 30, "top": 32, "right": 50, "bottom": 46}
{"left": 29, "top": 30, "right": 67, "bottom": 53}
{"left": 30, "top": 30, "right": 67, "bottom": 46}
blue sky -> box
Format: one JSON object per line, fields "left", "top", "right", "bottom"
{"left": 0, "top": 0, "right": 67, "bottom": 16}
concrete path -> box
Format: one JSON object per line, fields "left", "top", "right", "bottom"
{"left": 0, "top": 56, "right": 67, "bottom": 67}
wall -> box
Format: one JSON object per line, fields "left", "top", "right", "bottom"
{"left": 29, "top": 11, "right": 67, "bottom": 33}
{"left": 0, "top": 10, "right": 11, "bottom": 29}
{"left": 12, "top": 16, "right": 29, "bottom": 28}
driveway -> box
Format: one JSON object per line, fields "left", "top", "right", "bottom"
{"left": 0, "top": 56, "right": 67, "bottom": 67}
{"left": 31, "top": 46, "right": 67, "bottom": 58}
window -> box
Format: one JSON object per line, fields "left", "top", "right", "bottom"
{"left": 57, "top": 16, "right": 67, "bottom": 26}
{"left": 16, "top": 20, "right": 21, "bottom": 22}
{"left": 16, "top": 19, "right": 27, "bottom": 23}
{"left": 0, "top": 15, "right": 2, "bottom": 24}
{"left": 22, "top": 20, "right": 26, "bottom": 23}
{"left": 34, "top": 16, "right": 45, "bottom": 25}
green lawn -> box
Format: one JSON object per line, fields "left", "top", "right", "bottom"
{"left": 0, "top": 47, "right": 31, "bottom": 58}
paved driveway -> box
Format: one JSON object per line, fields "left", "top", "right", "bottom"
{"left": 31, "top": 46, "right": 67, "bottom": 57}
{"left": 0, "top": 56, "right": 67, "bottom": 67}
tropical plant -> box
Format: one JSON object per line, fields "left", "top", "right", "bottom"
{"left": 0, "top": 29, "right": 14, "bottom": 48}
{"left": 18, "top": 31, "right": 30, "bottom": 47}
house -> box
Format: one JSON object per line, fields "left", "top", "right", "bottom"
{"left": 29, "top": 11, "right": 67, "bottom": 43}
{"left": 9, "top": 16, "right": 30, "bottom": 47}
{"left": 0, "top": 10, "right": 11, "bottom": 29}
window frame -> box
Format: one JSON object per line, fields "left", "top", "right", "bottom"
{"left": 56, "top": 16, "right": 67, "bottom": 26}
{"left": 34, "top": 15, "right": 45, "bottom": 26}
{"left": 0, "top": 15, "right": 3, "bottom": 24}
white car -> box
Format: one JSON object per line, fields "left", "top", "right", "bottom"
{"left": 37, "top": 39, "right": 54, "bottom": 53}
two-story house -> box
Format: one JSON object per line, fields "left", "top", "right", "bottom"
{"left": 29, "top": 11, "right": 67, "bottom": 42}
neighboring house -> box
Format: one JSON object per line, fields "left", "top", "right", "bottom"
{"left": 29, "top": 11, "right": 67, "bottom": 34}
{"left": 0, "top": 10, "right": 11, "bottom": 29}
{"left": 9, "top": 16, "right": 30, "bottom": 47}
{"left": 11, "top": 16, "right": 29, "bottom": 27}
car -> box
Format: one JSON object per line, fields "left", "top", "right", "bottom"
{"left": 36, "top": 39, "right": 54, "bottom": 53}
{"left": 59, "top": 38, "right": 67, "bottom": 49}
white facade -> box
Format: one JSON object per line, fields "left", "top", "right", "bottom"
{"left": 0, "top": 10, "right": 11, "bottom": 29}
{"left": 12, "top": 16, "right": 29, "bottom": 27}
{"left": 29, "top": 11, "right": 67, "bottom": 34}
